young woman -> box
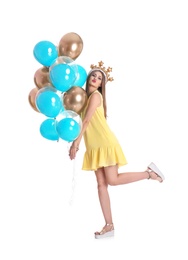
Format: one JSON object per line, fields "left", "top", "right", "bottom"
{"left": 69, "top": 62, "right": 165, "bottom": 239}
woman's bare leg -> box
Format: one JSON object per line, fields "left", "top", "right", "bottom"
{"left": 104, "top": 165, "right": 161, "bottom": 186}
{"left": 94, "top": 165, "right": 162, "bottom": 237}
{"left": 95, "top": 168, "right": 114, "bottom": 233}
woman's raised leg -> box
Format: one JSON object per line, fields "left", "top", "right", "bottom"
{"left": 104, "top": 164, "right": 164, "bottom": 186}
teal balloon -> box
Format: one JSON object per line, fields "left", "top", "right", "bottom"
{"left": 33, "top": 41, "right": 58, "bottom": 67}
{"left": 73, "top": 65, "right": 87, "bottom": 87}
{"left": 36, "top": 88, "right": 62, "bottom": 118}
{"left": 40, "top": 118, "right": 59, "bottom": 141}
{"left": 49, "top": 63, "right": 77, "bottom": 92}
{"left": 56, "top": 118, "right": 81, "bottom": 142}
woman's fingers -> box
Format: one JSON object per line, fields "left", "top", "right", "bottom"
{"left": 69, "top": 147, "right": 77, "bottom": 160}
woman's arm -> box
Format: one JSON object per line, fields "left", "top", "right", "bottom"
{"left": 69, "top": 92, "right": 101, "bottom": 160}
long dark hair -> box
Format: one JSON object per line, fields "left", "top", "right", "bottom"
{"left": 85, "top": 70, "right": 107, "bottom": 118}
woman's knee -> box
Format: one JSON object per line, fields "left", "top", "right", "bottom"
{"left": 107, "top": 178, "right": 118, "bottom": 186}
{"left": 97, "top": 180, "right": 108, "bottom": 191}
{"left": 104, "top": 167, "right": 118, "bottom": 186}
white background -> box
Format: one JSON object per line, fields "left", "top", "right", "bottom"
{"left": 0, "top": 0, "right": 188, "bottom": 259}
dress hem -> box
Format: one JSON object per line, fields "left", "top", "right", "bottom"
{"left": 82, "top": 162, "right": 128, "bottom": 171}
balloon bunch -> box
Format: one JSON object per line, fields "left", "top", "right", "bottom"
{"left": 28, "top": 32, "right": 88, "bottom": 142}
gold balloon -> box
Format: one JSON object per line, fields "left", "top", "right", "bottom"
{"left": 63, "top": 87, "right": 88, "bottom": 114}
{"left": 28, "top": 87, "right": 39, "bottom": 112}
{"left": 34, "top": 66, "right": 51, "bottom": 89}
{"left": 58, "top": 32, "right": 83, "bottom": 60}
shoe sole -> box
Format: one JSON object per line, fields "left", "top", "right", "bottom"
{"left": 148, "top": 162, "right": 165, "bottom": 181}
{"left": 95, "top": 230, "right": 114, "bottom": 239}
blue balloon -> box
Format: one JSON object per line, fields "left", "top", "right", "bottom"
{"left": 73, "top": 64, "right": 87, "bottom": 87}
{"left": 49, "top": 63, "right": 77, "bottom": 92}
{"left": 56, "top": 117, "right": 81, "bottom": 142}
{"left": 40, "top": 118, "right": 59, "bottom": 141}
{"left": 33, "top": 41, "right": 58, "bottom": 67}
{"left": 36, "top": 88, "right": 62, "bottom": 118}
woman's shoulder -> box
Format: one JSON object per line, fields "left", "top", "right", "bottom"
{"left": 89, "top": 91, "right": 102, "bottom": 106}
{"left": 89, "top": 90, "right": 102, "bottom": 98}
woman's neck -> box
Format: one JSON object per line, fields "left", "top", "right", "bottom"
{"left": 87, "top": 86, "right": 98, "bottom": 96}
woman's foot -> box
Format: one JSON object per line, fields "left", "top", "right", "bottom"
{"left": 147, "top": 162, "right": 165, "bottom": 183}
{"left": 95, "top": 223, "right": 114, "bottom": 239}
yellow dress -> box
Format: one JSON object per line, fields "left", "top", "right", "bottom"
{"left": 81, "top": 90, "right": 127, "bottom": 171}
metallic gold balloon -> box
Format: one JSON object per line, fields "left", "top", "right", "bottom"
{"left": 58, "top": 32, "right": 83, "bottom": 60}
{"left": 63, "top": 87, "right": 88, "bottom": 114}
{"left": 28, "top": 87, "right": 39, "bottom": 112}
{"left": 34, "top": 66, "right": 51, "bottom": 89}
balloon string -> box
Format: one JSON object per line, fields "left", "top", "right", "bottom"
{"left": 69, "top": 158, "right": 77, "bottom": 206}
{"left": 66, "top": 142, "right": 78, "bottom": 206}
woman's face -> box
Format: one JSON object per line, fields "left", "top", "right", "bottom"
{"left": 88, "top": 71, "right": 103, "bottom": 89}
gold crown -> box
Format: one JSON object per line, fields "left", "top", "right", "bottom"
{"left": 90, "top": 61, "right": 114, "bottom": 82}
